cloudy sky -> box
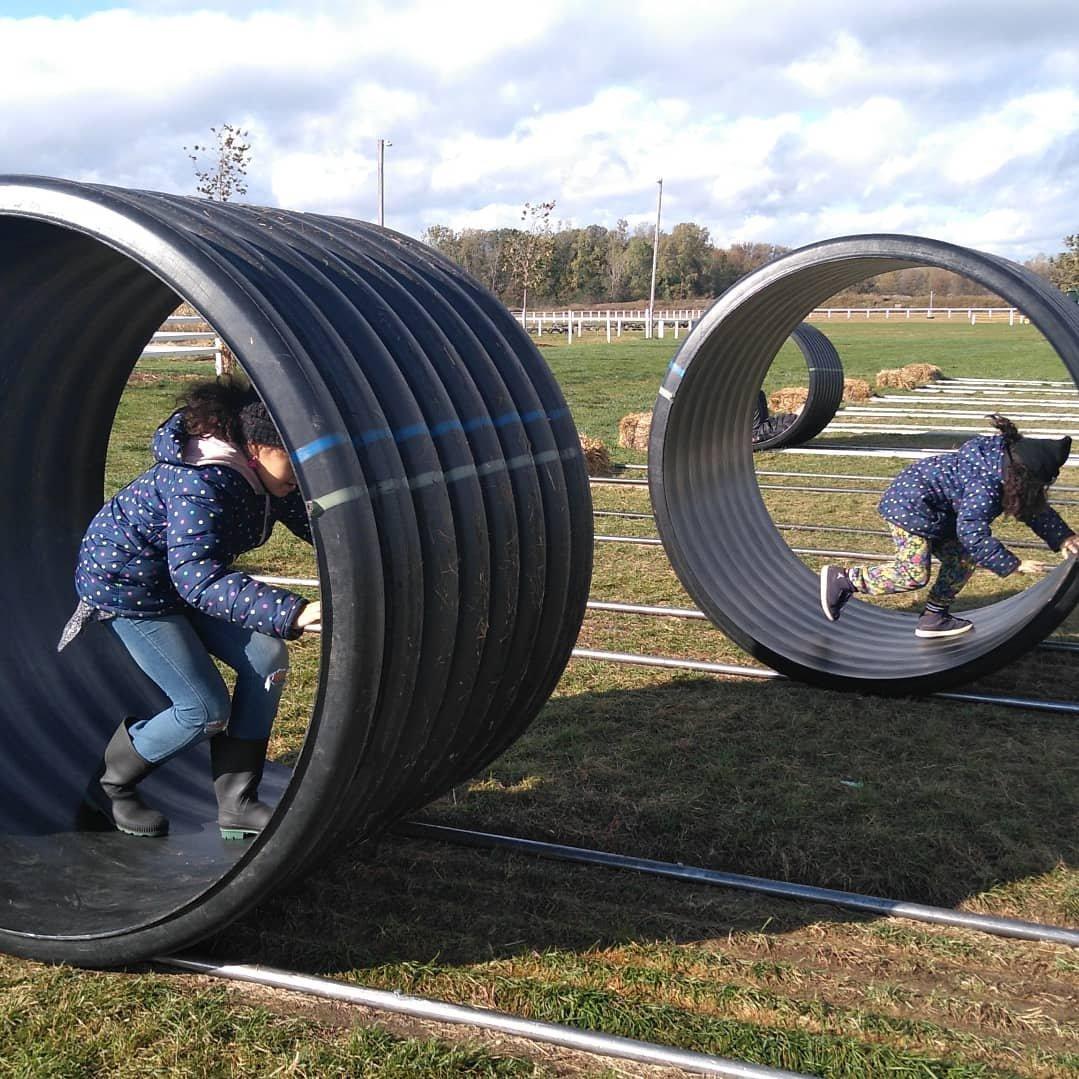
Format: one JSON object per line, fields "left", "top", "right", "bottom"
{"left": 2, "top": 0, "right": 1077, "bottom": 259}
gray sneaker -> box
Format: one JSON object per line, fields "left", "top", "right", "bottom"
{"left": 820, "top": 565, "right": 854, "bottom": 622}
{"left": 915, "top": 610, "right": 973, "bottom": 638}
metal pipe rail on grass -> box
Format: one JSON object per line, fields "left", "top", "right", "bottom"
{"left": 825, "top": 422, "right": 1079, "bottom": 438}
{"left": 593, "top": 534, "right": 898, "bottom": 561}
{"left": 783, "top": 445, "right": 1079, "bottom": 466}
{"left": 158, "top": 956, "right": 805, "bottom": 1079}
{"left": 397, "top": 822, "right": 1079, "bottom": 949}
{"left": 593, "top": 510, "right": 1056, "bottom": 547}
{"left": 591, "top": 475, "right": 1079, "bottom": 505}
{"left": 570, "top": 647, "right": 1079, "bottom": 716}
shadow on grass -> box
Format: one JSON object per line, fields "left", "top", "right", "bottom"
{"left": 210, "top": 675, "right": 1077, "bottom": 974}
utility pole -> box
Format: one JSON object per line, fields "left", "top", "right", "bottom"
{"left": 376, "top": 138, "right": 391, "bottom": 226}
{"left": 647, "top": 178, "right": 663, "bottom": 339}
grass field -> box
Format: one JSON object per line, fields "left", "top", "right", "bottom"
{"left": 3, "top": 319, "right": 1077, "bottom": 1077}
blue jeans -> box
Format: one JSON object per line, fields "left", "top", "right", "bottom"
{"left": 109, "top": 610, "right": 290, "bottom": 764}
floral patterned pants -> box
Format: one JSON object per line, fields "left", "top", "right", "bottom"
{"left": 847, "top": 523, "right": 976, "bottom": 604}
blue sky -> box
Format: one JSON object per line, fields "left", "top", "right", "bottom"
{"left": 1, "top": 1, "right": 1077, "bottom": 259}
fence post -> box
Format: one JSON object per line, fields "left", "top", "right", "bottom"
{"left": 658, "top": 318, "right": 665, "bottom": 339}
{"left": 617, "top": 316, "right": 622, "bottom": 338}
{"left": 214, "top": 336, "right": 224, "bottom": 377}
{"left": 567, "top": 310, "right": 573, "bottom": 344}
{"left": 1009, "top": 308, "right": 1015, "bottom": 327}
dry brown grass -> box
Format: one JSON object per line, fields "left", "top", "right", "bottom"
{"left": 618, "top": 411, "right": 652, "bottom": 451}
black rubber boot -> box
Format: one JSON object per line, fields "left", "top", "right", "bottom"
{"left": 87, "top": 719, "right": 169, "bottom": 837}
{"left": 211, "top": 735, "right": 273, "bottom": 840}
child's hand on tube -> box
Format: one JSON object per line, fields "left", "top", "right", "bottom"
{"left": 1017, "top": 559, "right": 1049, "bottom": 575}
{"left": 294, "top": 600, "right": 322, "bottom": 631}
{"left": 1060, "top": 535, "right": 1079, "bottom": 558}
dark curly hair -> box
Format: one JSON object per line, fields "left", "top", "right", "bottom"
{"left": 988, "top": 414, "right": 1050, "bottom": 522}
{"left": 178, "top": 378, "right": 252, "bottom": 445}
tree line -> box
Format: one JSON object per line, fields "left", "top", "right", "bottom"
{"left": 423, "top": 211, "right": 1079, "bottom": 308}
{"left": 423, "top": 217, "right": 788, "bottom": 308}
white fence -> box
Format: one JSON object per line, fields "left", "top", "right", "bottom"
{"left": 141, "top": 314, "right": 226, "bottom": 373}
{"left": 808, "top": 307, "right": 1026, "bottom": 325}
{"left": 517, "top": 308, "right": 705, "bottom": 343}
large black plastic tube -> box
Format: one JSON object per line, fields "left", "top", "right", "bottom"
{"left": 752, "top": 322, "right": 844, "bottom": 451}
{"left": 650, "top": 235, "right": 1079, "bottom": 693}
{"left": 0, "top": 177, "right": 592, "bottom": 965}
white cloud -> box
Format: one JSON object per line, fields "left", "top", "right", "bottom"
{"left": 1, "top": 1, "right": 1077, "bottom": 260}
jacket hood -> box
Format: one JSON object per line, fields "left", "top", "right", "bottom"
{"left": 152, "top": 411, "right": 188, "bottom": 466}
{"left": 152, "top": 411, "right": 265, "bottom": 494}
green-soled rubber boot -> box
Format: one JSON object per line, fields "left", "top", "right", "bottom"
{"left": 211, "top": 734, "right": 273, "bottom": 840}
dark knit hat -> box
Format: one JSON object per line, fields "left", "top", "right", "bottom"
{"left": 238, "top": 398, "right": 285, "bottom": 449}
{"left": 1009, "top": 435, "right": 1072, "bottom": 484}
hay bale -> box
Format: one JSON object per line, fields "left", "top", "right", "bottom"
{"left": 876, "top": 367, "right": 914, "bottom": 389}
{"left": 901, "top": 362, "right": 942, "bottom": 384}
{"left": 579, "top": 435, "right": 612, "bottom": 476}
{"left": 769, "top": 387, "right": 809, "bottom": 413}
{"left": 876, "top": 363, "right": 943, "bottom": 390}
{"left": 617, "top": 411, "right": 652, "bottom": 451}
{"left": 842, "top": 377, "right": 873, "bottom": 402}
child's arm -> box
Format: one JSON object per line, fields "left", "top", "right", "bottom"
{"left": 955, "top": 485, "right": 1021, "bottom": 576}
{"left": 1025, "top": 504, "right": 1076, "bottom": 553}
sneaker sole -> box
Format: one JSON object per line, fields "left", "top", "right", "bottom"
{"left": 914, "top": 623, "right": 974, "bottom": 638}
{"left": 820, "top": 566, "right": 837, "bottom": 621}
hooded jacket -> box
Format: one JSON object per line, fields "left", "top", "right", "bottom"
{"left": 74, "top": 411, "right": 313, "bottom": 638}
{"left": 878, "top": 433, "right": 1074, "bottom": 576}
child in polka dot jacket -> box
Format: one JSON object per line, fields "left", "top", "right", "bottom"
{"left": 820, "top": 414, "right": 1079, "bottom": 638}
{"left": 61, "top": 380, "right": 321, "bottom": 839}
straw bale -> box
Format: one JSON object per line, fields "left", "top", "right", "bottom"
{"left": 876, "top": 363, "right": 943, "bottom": 390}
{"left": 769, "top": 387, "right": 809, "bottom": 414}
{"left": 902, "top": 362, "right": 942, "bottom": 383}
{"left": 617, "top": 411, "right": 652, "bottom": 451}
{"left": 579, "top": 435, "right": 612, "bottom": 476}
{"left": 842, "top": 377, "right": 873, "bottom": 402}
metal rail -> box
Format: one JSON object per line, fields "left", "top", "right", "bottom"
{"left": 583, "top": 600, "right": 1079, "bottom": 659}
{"left": 590, "top": 513, "right": 1052, "bottom": 550}
{"left": 613, "top": 464, "right": 1079, "bottom": 494}
{"left": 594, "top": 534, "right": 896, "bottom": 560}
{"left": 397, "top": 822, "right": 1079, "bottom": 949}
{"left": 590, "top": 476, "right": 1079, "bottom": 505}
{"left": 569, "top": 647, "right": 1079, "bottom": 715}
{"left": 157, "top": 956, "right": 805, "bottom": 1078}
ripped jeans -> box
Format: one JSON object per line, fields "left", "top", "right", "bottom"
{"left": 109, "top": 610, "right": 289, "bottom": 764}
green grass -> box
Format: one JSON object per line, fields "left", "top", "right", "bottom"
{"left": 547, "top": 319, "right": 1067, "bottom": 458}
{"left": 13, "top": 321, "right": 1079, "bottom": 1077}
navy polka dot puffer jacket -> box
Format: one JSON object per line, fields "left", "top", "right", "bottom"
{"left": 75, "top": 411, "right": 313, "bottom": 638}
{"left": 877, "top": 433, "right": 1074, "bottom": 577}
